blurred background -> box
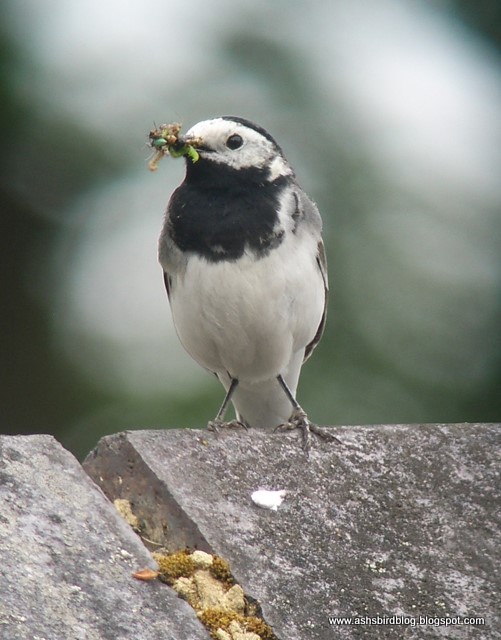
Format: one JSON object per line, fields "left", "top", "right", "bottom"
{"left": 1, "top": 0, "right": 500, "bottom": 459}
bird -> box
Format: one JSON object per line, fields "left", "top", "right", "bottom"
{"left": 157, "top": 116, "right": 336, "bottom": 451}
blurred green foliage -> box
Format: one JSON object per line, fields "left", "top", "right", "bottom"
{"left": 1, "top": 2, "right": 500, "bottom": 459}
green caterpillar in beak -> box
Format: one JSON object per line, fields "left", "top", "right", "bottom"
{"left": 148, "top": 123, "right": 200, "bottom": 171}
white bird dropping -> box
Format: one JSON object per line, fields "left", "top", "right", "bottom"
{"left": 251, "top": 489, "right": 287, "bottom": 511}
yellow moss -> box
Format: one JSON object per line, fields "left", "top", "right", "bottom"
{"left": 198, "top": 609, "right": 277, "bottom": 640}
{"left": 151, "top": 550, "right": 276, "bottom": 639}
{"left": 210, "top": 555, "right": 235, "bottom": 586}
{"left": 198, "top": 610, "right": 245, "bottom": 637}
{"left": 153, "top": 549, "right": 196, "bottom": 584}
{"left": 238, "top": 616, "right": 276, "bottom": 640}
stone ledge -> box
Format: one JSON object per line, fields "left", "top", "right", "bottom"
{"left": 0, "top": 434, "right": 210, "bottom": 640}
{"left": 1, "top": 425, "right": 498, "bottom": 640}
{"left": 83, "top": 423, "right": 500, "bottom": 640}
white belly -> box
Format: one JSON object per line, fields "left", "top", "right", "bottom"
{"left": 169, "top": 233, "right": 324, "bottom": 384}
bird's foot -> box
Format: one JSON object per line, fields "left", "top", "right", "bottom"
{"left": 275, "top": 407, "right": 342, "bottom": 454}
{"left": 207, "top": 419, "right": 249, "bottom": 433}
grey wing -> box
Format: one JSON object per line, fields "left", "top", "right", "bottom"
{"left": 296, "top": 190, "right": 328, "bottom": 362}
{"left": 304, "top": 238, "right": 328, "bottom": 361}
{"left": 159, "top": 208, "right": 186, "bottom": 302}
{"left": 163, "top": 271, "right": 172, "bottom": 300}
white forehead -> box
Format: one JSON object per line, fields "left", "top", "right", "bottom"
{"left": 185, "top": 118, "right": 291, "bottom": 175}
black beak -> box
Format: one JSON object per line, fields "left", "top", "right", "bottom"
{"left": 179, "top": 136, "right": 211, "bottom": 153}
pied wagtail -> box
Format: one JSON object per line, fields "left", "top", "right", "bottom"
{"left": 157, "top": 116, "right": 337, "bottom": 451}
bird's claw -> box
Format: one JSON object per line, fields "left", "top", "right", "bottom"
{"left": 207, "top": 419, "right": 249, "bottom": 433}
{"left": 275, "top": 408, "right": 342, "bottom": 454}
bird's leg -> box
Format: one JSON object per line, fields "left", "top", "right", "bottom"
{"left": 275, "top": 374, "right": 341, "bottom": 453}
{"left": 207, "top": 377, "right": 248, "bottom": 432}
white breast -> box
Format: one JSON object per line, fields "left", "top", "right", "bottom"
{"left": 168, "top": 230, "right": 324, "bottom": 384}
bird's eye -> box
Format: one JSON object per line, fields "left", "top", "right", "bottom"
{"left": 226, "top": 134, "right": 243, "bottom": 150}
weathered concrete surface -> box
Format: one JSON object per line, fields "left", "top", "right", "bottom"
{"left": 0, "top": 434, "right": 210, "bottom": 640}
{"left": 84, "top": 424, "right": 501, "bottom": 640}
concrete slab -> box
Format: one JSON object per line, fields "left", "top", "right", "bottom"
{"left": 0, "top": 434, "right": 210, "bottom": 640}
{"left": 84, "top": 424, "right": 500, "bottom": 639}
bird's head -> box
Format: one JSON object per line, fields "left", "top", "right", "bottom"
{"left": 181, "top": 116, "right": 293, "bottom": 181}
{"left": 149, "top": 117, "right": 294, "bottom": 183}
